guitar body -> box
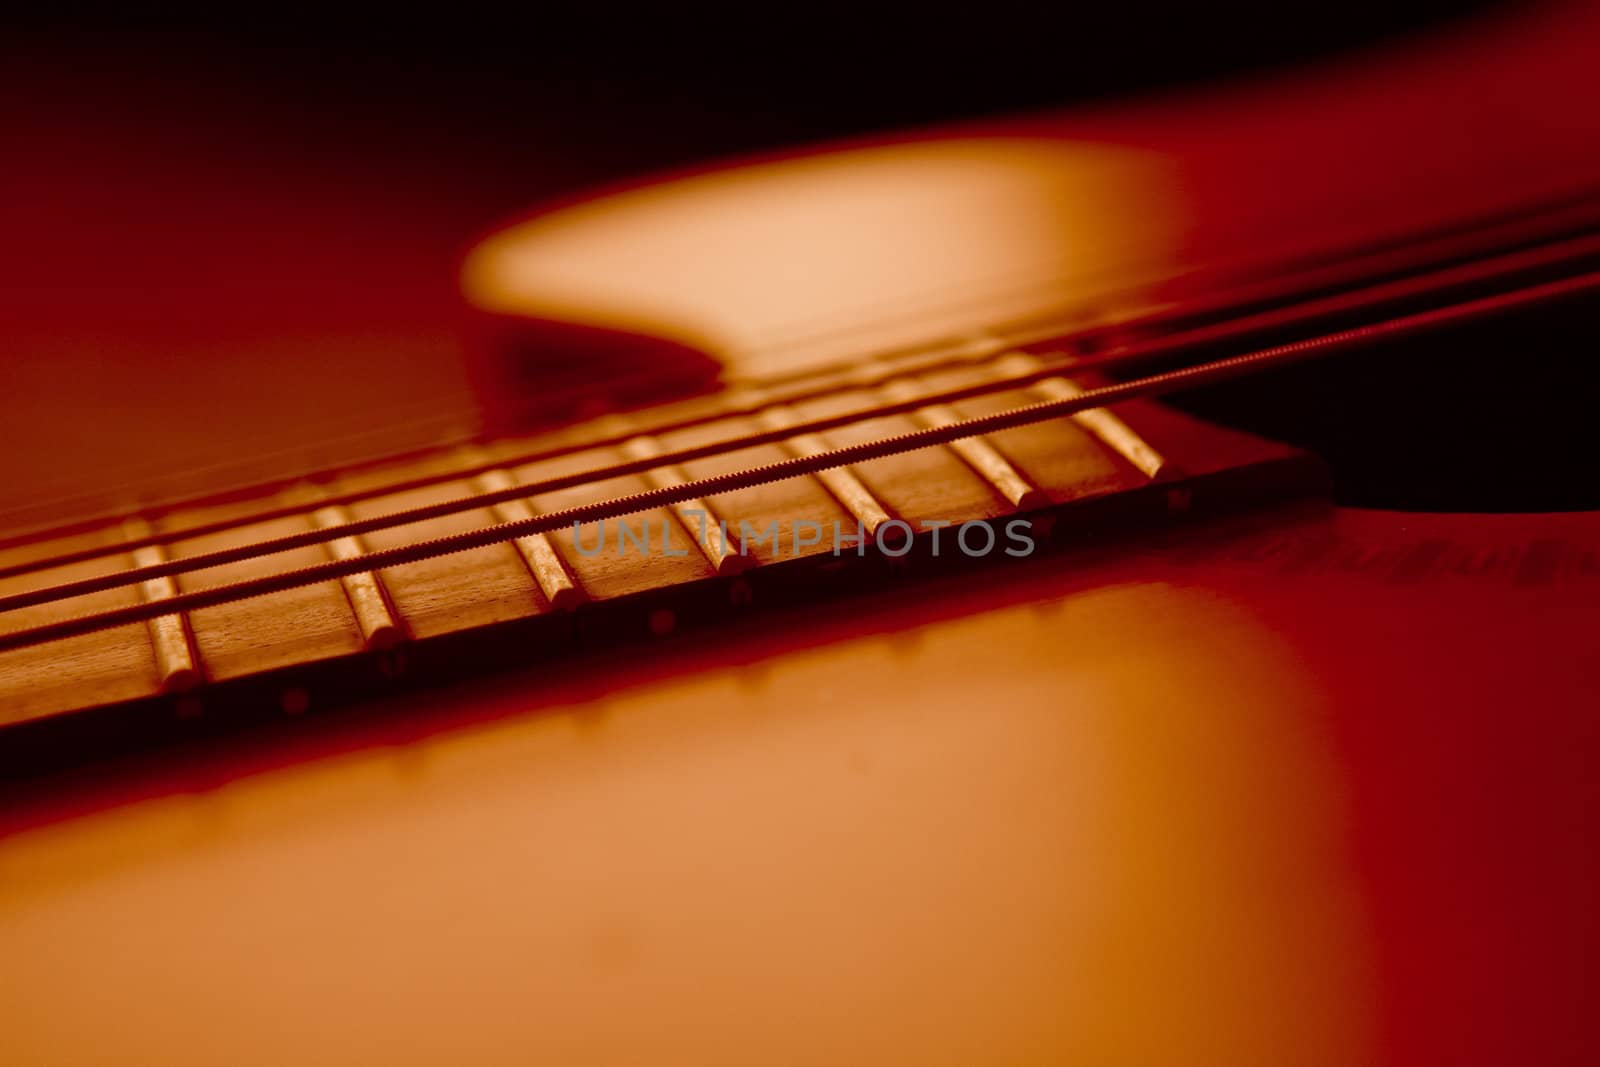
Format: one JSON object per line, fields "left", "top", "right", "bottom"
{"left": 4, "top": 506, "right": 1595, "bottom": 1066}
{"left": 2, "top": 7, "right": 1597, "bottom": 1065}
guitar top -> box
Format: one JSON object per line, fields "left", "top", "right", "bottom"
{"left": 1, "top": 5, "right": 1598, "bottom": 1066}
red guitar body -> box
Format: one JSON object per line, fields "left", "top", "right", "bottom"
{"left": 2, "top": 7, "right": 1597, "bottom": 1064}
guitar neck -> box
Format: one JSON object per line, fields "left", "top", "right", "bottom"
{"left": 11, "top": 203, "right": 1600, "bottom": 765}
{"left": 0, "top": 344, "right": 1319, "bottom": 764}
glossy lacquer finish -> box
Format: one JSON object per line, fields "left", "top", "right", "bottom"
{"left": 2, "top": 5, "right": 1598, "bottom": 1065}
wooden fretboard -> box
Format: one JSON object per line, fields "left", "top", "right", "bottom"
{"left": 0, "top": 343, "right": 1320, "bottom": 763}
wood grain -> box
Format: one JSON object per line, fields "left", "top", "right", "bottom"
{"left": 0, "top": 359, "right": 1314, "bottom": 733}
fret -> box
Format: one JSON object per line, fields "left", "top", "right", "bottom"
{"left": 469, "top": 468, "right": 584, "bottom": 610}
{"left": 0, "top": 529, "right": 164, "bottom": 722}
{"left": 994, "top": 352, "right": 1168, "bottom": 479}
{"left": 334, "top": 455, "right": 555, "bottom": 638}
{"left": 309, "top": 504, "right": 404, "bottom": 651}
{"left": 754, "top": 403, "right": 894, "bottom": 536}
{"left": 656, "top": 406, "right": 855, "bottom": 567}
{"left": 619, "top": 435, "right": 745, "bottom": 574}
{"left": 781, "top": 388, "right": 1013, "bottom": 527}
{"left": 910, "top": 362, "right": 1149, "bottom": 508}
{"left": 165, "top": 494, "right": 368, "bottom": 681}
{"left": 511, "top": 445, "right": 718, "bottom": 602}
{"left": 122, "top": 518, "right": 201, "bottom": 694}
{"left": 878, "top": 378, "right": 1048, "bottom": 510}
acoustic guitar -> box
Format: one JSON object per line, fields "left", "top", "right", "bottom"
{"left": 2, "top": 6, "right": 1597, "bottom": 1065}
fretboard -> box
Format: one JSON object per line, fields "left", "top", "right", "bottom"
{"left": 0, "top": 339, "right": 1320, "bottom": 766}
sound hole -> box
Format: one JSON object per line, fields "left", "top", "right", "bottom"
{"left": 1164, "top": 292, "right": 1600, "bottom": 512}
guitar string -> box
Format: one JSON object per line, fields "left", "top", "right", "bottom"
{"left": 3, "top": 196, "right": 1593, "bottom": 556}
{"left": 738, "top": 189, "right": 1600, "bottom": 379}
{"left": 0, "top": 336, "right": 1021, "bottom": 562}
{"left": 0, "top": 267, "right": 1592, "bottom": 655}
{"left": 1, "top": 240, "right": 1595, "bottom": 607}
{"left": 0, "top": 315, "right": 1082, "bottom": 558}
{"left": 3, "top": 203, "right": 1593, "bottom": 558}
{"left": 3, "top": 225, "right": 1594, "bottom": 588}
{"left": 651, "top": 184, "right": 1600, "bottom": 359}
{"left": 0, "top": 404, "right": 482, "bottom": 538}
{"left": 0, "top": 348, "right": 1110, "bottom": 611}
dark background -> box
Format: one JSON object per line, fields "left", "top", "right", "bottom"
{"left": 7, "top": 5, "right": 1505, "bottom": 196}
{"left": 7, "top": 2, "right": 1594, "bottom": 512}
